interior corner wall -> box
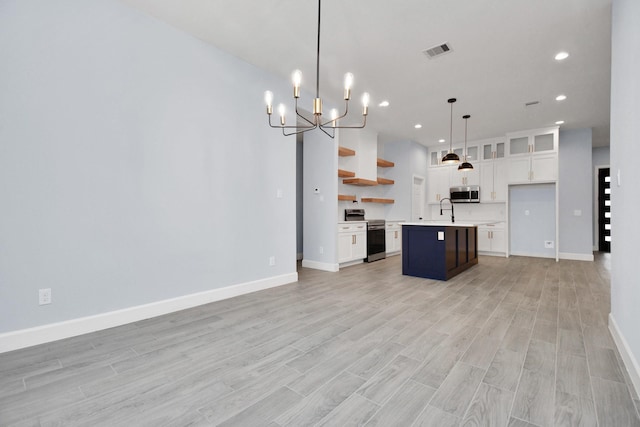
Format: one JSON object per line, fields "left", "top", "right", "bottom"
{"left": 0, "top": 1, "right": 297, "bottom": 335}
{"left": 558, "top": 129, "right": 593, "bottom": 258}
{"left": 610, "top": 0, "right": 640, "bottom": 395}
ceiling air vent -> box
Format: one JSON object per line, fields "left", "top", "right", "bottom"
{"left": 525, "top": 101, "right": 540, "bottom": 107}
{"left": 423, "top": 42, "right": 452, "bottom": 59}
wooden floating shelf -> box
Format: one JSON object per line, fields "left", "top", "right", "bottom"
{"left": 377, "top": 158, "right": 395, "bottom": 167}
{"left": 343, "top": 178, "right": 378, "bottom": 186}
{"left": 361, "top": 198, "right": 395, "bottom": 204}
{"left": 338, "top": 194, "right": 357, "bottom": 201}
{"left": 338, "top": 146, "right": 356, "bottom": 157}
{"left": 338, "top": 169, "right": 356, "bottom": 178}
{"left": 377, "top": 177, "right": 394, "bottom": 185}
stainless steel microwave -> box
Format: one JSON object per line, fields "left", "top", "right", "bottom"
{"left": 450, "top": 185, "right": 480, "bottom": 203}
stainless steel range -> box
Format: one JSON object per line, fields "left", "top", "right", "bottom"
{"left": 345, "top": 209, "right": 386, "bottom": 263}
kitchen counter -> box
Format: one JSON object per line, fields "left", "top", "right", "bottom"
{"left": 402, "top": 220, "right": 499, "bottom": 227}
{"left": 402, "top": 223, "right": 478, "bottom": 281}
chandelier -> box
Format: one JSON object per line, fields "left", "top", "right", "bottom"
{"left": 263, "top": 0, "right": 370, "bottom": 138}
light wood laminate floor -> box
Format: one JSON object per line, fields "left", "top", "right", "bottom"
{"left": 1, "top": 254, "right": 639, "bottom": 426}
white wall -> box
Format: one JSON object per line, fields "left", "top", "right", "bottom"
{"left": 0, "top": 1, "right": 297, "bottom": 335}
{"left": 592, "top": 146, "right": 610, "bottom": 248}
{"left": 610, "top": 0, "right": 640, "bottom": 395}
{"left": 509, "top": 184, "right": 556, "bottom": 258}
{"left": 558, "top": 129, "right": 594, "bottom": 259}
{"left": 302, "top": 129, "right": 338, "bottom": 271}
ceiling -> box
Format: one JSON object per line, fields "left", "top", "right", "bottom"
{"left": 119, "top": 0, "right": 612, "bottom": 148}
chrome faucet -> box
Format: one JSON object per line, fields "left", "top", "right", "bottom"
{"left": 439, "top": 198, "right": 455, "bottom": 223}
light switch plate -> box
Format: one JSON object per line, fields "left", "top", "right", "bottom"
{"left": 437, "top": 231, "right": 445, "bottom": 241}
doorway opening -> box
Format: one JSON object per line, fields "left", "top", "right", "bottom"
{"left": 412, "top": 175, "right": 425, "bottom": 221}
{"left": 597, "top": 167, "right": 611, "bottom": 253}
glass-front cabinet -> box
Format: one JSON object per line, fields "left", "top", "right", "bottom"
{"left": 506, "top": 127, "right": 559, "bottom": 184}
{"left": 481, "top": 139, "right": 505, "bottom": 161}
{"left": 507, "top": 128, "right": 557, "bottom": 156}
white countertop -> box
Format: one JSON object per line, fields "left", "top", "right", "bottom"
{"left": 402, "top": 220, "right": 499, "bottom": 227}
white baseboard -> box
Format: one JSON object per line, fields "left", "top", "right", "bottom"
{"left": 609, "top": 313, "right": 640, "bottom": 399}
{"left": 0, "top": 272, "right": 298, "bottom": 354}
{"left": 478, "top": 251, "right": 507, "bottom": 257}
{"left": 339, "top": 259, "right": 364, "bottom": 269}
{"left": 559, "top": 252, "right": 595, "bottom": 261}
{"left": 509, "top": 251, "right": 556, "bottom": 259}
{"left": 301, "top": 259, "right": 339, "bottom": 272}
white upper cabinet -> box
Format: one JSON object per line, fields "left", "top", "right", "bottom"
{"left": 481, "top": 158, "right": 507, "bottom": 202}
{"left": 427, "top": 167, "right": 451, "bottom": 203}
{"left": 507, "top": 127, "right": 558, "bottom": 157}
{"left": 506, "top": 127, "right": 559, "bottom": 184}
{"left": 481, "top": 138, "right": 505, "bottom": 161}
{"left": 450, "top": 164, "right": 480, "bottom": 187}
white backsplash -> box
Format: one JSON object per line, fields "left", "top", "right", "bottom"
{"left": 428, "top": 202, "right": 506, "bottom": 223}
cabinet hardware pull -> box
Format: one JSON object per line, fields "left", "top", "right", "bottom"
{"left": 395, "top": 231, "right": 398, "bottom": 238}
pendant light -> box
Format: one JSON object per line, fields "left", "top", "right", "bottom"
{"left": 441, "top": 98, "right": 460, "bottom": 164}
{"left": 458, "top": 114, "right": 474, "bottom": 171}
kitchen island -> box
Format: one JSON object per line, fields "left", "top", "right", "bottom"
{"left": 401, "top": 222, "right": 478, "bottom": 281}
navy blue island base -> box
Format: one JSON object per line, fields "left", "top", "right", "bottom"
{"left": 402, "top": 224, "right": 478, "bottom": 281}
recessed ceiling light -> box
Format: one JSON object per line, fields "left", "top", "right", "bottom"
{"left": 414, "top": 124, "right": 422, "bottom": 129}
{"left": 378, "top": 100, "right": 389, "bottom": 107}
{"left": 555, "top": 51, "right": 569, "bottom": 61}
{"left": 438, "top": 139, "right": 445, "bottom": 143}
{"left": 556, "top": 94, "right": 567, "bottom": 101}
{"left": 555, "top": 120, "right": 565, "bottom": 125}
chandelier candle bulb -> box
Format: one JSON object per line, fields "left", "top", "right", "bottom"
{"left": 344, "top": 72, "right": 354, "bottom": 100}
{"left": 361, "top": 92, "right": 370, "bottom": 115}
{"left": 292, "top": 70, "right": 302, "bottom": 98}
{"left": 264, "top": 91, "right": 273, "bottom": 114}
{"left": 331, "top": 108, "right": 338, "bottom": 127}
{"left": 278, "top": 104, "right": 286, "bottom": 125}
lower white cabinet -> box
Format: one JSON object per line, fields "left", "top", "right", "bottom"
{"left": 385, "top": 221, "right": 403, "bottom": 254}
{"left": 478, "top": 222, "right": 506, "bottom": 254}
{"left": 338, "top": 222, "right": 367, "bottom": 263}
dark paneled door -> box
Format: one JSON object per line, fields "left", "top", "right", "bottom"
{"left": 598, "top": 167, "right": 611, "bottom": 253}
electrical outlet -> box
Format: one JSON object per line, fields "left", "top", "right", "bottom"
{"left": 544, "top": 240, "right": 554, "bottom": 249}
{"left": 269, "top": 256, "right": 276, "bottom": 266}
{"left": 39, "top": 288, "right": 52, "bottom": 305}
